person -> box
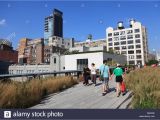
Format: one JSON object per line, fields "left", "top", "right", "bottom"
{"left": 111, "top": 63, "right": 124, "bottom": 97}
{"left": 83, "top": 65, "right": 90, "bottom": 86}
{"left": 99, "top": 60, "right": 111, "bottom": 96}
{"left": 91, "top": 63, "right": 97, "bottom": 86}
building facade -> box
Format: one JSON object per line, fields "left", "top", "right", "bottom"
{"left": 18, "top": 38, "right": 44, "bottom": 64}
{"left": 44, "top": 9, "right": 63, "bottom": 45}
{"left": 0, "top": 39, "right": 18, "bottom": 74}
{"left": 9, "top": 51, "right": 126, "bottom": 74}
{"left": 106, "top": 20, "right": 149, "bottom": 65}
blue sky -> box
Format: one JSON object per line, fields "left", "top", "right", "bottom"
{"left": 0, "top": 1, "right": 160, "bottom": 52}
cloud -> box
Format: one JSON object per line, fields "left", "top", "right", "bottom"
{"left": 0, "top": 19, "right": 6, "bottom": 26}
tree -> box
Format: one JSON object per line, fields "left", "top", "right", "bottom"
{"left": 146, "top": 60, "right": 158, "bottom": 66}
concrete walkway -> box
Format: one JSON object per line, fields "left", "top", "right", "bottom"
{"left": 31, "top": 79, "right": 132, "bottom": 109}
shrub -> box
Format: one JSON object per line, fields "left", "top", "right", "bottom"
{"left": 125, "top": 67, "right": 160, "bottom": 109}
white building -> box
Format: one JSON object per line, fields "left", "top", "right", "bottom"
{"left": 156, "top": 51, "right": 160, "bottom": 62}
{"left": 9, "top": 52, "right": 126, "bottom": 74}
{"left": 106, "top": 20, "right": 149, "bottom": 65}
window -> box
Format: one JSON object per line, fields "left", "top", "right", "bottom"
{"left": 114, "top": 42, "right": 119, "bottom": 46}
{"left": 114, "top": 47, "right": 120, "bottom": 50}
{"left": 135, "top": 39, "right": 141, "bottom": 43}
{"left": 128, "top": 45, "right": 134, "bottom": 49}
{"left": 121, "top": 51, "right": 127, "bottom": 54}
{"left": 129, "top": 61, "right": 135, "bottom": 65}
{"left": 129, "top": 55, "right": 134, "bottom": 59}
{"left": 120, "top": 31, "right": 125, "bottom": 35}
{"left": 127, "top": 35, "right": 133, "bottom": 39}
{"left": 54, "top": 58, "right": 56, "bottom": 64}
{"left": 109, "top": 43, "right": 112, "bottom": 46}
{"left": 137, "top": 55, "right": 142, "bottom": 59}
{"left": 127, "top": 30, "right": 133, "bottom": 34}
{"left": 135, "top": 34, "right": 140, "bottom": 38}
{"left": 136, "top": 50, "right": 141, "bottom": 54}
{"left": 121, "top": 41, "right": 126, "bottom": 45}
{"left": 127, "top": 40, "right": 133, "bottom": 44}
{"left": 135, "top": 29, "right": 140, "bottom": 33}
{"left": 114, "top": 37, "right": 119, "bottom": 41}
{"left": 128, "top": 50, "right": 134, "bottom": 54}
{"left": 120, "top": 36, "right": 126, "bottom": 40}
{"left": 77, "top": 59, "right": 88, "bottom": 70}
{"left": 136, "top": 45, "right": 141, "bottom": 48}
{"left": 122, "top": 46, "right": 126, "bottom": 50}
{"left": 108, "top": 38, "right": 112, "bottom": 41}
{"left": 114, "top": 32, "right": 119, "bottom": 36}
{"left": 108, "top": 33, "right": 112, "bottom": 37}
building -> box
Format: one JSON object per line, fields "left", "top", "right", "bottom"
{"left": 74, "top": 38, "right": 106, "bottom": 48}
{"left": 9, "top": 51, "right": 126, "bottom": 74}
{"left": 0, "top": 39, "right": 18, "bottom": 74}
{"left": 106, "top": 19, "right": 149, "bottom": 65}
{"left": 44, "top": 9, "right": 63, "bottom": 45}
{"left": 18, "top": 38, "right": 44, "bottom": 64}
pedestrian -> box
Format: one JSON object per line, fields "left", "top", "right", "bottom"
{"left": 111, "top": 63, "right": 124, "bottom": 97}
{"left": 83, "top": 65, "right": 90, "bottom": 86}
{"left": 99, "top": 60, "right": 111, "bottom": 96}
{"left": 91, "top": 63, "right": 97, "bottom": 86}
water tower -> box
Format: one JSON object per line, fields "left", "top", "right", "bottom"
{"left": 117, "top": 21, "right": 124, "bottom": 29}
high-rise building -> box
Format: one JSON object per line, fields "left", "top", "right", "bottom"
{"left": 106, "top": 20, "right": 149, "bottom": 65}
{"left": 44, "top": 9, "right": 63, "bottom": 45}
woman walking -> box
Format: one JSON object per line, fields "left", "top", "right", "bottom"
{"left": 112, "top": 63, "right": 124, "bottom": 97}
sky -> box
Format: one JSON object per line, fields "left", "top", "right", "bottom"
{"left": 0, "top": 1, "right": 160, "bottom": 52}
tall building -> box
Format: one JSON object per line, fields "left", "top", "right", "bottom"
{"left": 44, "top": 9, "right": 63, "bottom": 45}
{"left": 106, "top": 20, "right": 149, "bottom": 65}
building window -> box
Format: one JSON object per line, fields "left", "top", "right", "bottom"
{"left": 120, "top": 31, "right": 125, "bottom": 35}
{"left": 114, "top": 32, "right": 119, "bottom": 36}
{"left": 114, "top": 47, "right": 120, "bottom": 50}
{"left": 127, "top": 40, "right": 133, "bottom": 44}
{"left": 109, "top": 43, "right": 112, "bottom": 46}
{"left": 137, "top": 55, "right": 142, "bottom": 59}
{"left": 114, "top": 37, "right": 119, "bottom": 41}
{"left": 135, "top": 29, "right": 140, "bottom": 33}
{"left": 128, "top": 50, "right": 134, "bottom": 54}
{"left": 136, "top": 45, "right": 141, "bottom": 48}
{"left": 54, "top": 58, "right": 56, "bottom": 64}
{"left": 129, "top": 61, "right": 135, "bottom": 65}
{"left": 121, "top": 51, "right": 127, "bottom": 54}
{"left": 128, "top": 45, "right": 134, "bottom": 49}
{"left": 108, "top": 38, "right": 112, "bottom": 41}
{"left": 114, "top": 42, "right": 119, "bottom": 46}
{"left": 136, "top": 50, "right": 141, "bottom": 54}
{"left": 127, "top": 30, "right": 133, "bottom": 34}
{"left": 129, "top": 55, "right": 134, "bottom": 59}
{"left": 121, "top": 41, "right": 126, "bottom": 45}
{"left": 120, "top": 36, "right": 126, "bottom": 40}
{"left": 135, "top": 39, "right": 141, "bottom": 43}
{"left": 122, "top": 46, "right": 126, "bottom": 50}
{"left": 127, "top": 35, "right": 133, "bottom": 39}
{"left": 77, "top": 59, "right": 88, "bottom": 70}
{"left": 135, "top": 34, "right": 140, "bottom": 38}
{"left": 108, "top": 33, "right": 112, "bottom": 37}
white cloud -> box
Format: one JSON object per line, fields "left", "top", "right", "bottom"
{"left": 0, "top": 19, "right": 6, "bottom": 26}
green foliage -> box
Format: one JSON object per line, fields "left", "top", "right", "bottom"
{"left": 146, "top": 60, "right": 158, "bottom": 66}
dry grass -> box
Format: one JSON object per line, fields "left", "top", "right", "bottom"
{"left": 0, "top": 76, "right": 78, "bottom": 108}
{"left": 125, "top": 67, "right": 160, "bottom": 109}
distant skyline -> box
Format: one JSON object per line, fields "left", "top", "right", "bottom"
{"left": 0, "top": 1, "right": 160, "bottom": 52}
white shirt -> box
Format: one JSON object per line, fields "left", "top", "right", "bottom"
{"left": 91, "top": 66, "right": 96, "bottom": 75}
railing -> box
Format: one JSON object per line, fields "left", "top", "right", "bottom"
{"left": 0, "top": 70, "right": 83, "bottom": 81}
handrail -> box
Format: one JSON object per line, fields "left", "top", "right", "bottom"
{"left": 0, "top": 70, "right": 83, "bottom": 79}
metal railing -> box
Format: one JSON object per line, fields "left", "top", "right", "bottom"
{"left": 0, "top": 70, "right": 83, "bottom": 80}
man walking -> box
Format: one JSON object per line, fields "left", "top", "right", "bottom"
{"left": 99, "top": 60, "right": 111, "bottom": 96}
